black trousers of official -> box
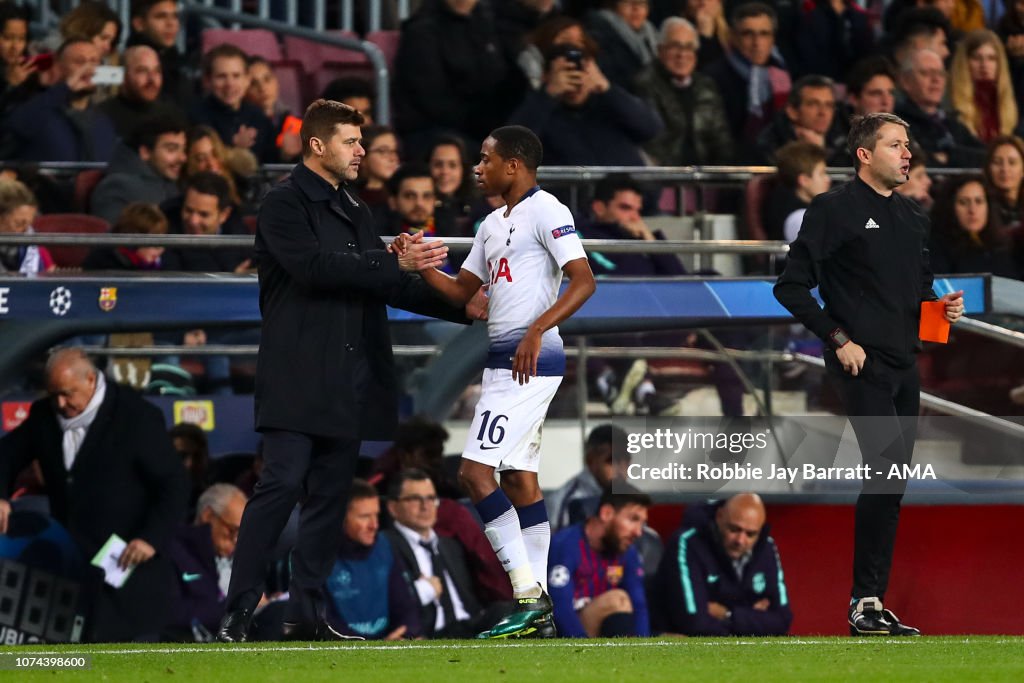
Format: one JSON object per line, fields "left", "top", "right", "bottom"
{"left": 829, "top": 356, "right": 920, "bottom": 601}
{"left": 226, "top": 429, "right": 359, "bottom": 625}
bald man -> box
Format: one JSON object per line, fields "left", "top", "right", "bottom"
{"left": 100, "top": 44, "right": 184, "bottom": 139}
{"left": 650, "top": 493, "right": 793, "bottom": 636}
{"left": 0, "top": 348, "right": 188, "bottom": 642}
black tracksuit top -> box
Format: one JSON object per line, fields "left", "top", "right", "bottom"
{"left": 774, "top": 176, "right": 938, "bottom": 368}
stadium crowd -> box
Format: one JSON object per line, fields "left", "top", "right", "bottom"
{"left": 0, "top": 0, "right": 1023, "bottom": 641}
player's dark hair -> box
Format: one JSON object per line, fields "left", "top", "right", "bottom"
{"left": 597, "top": 481, "right": 652, "bottom": 512}
{"left": 388, "top": 468, "right": 433, "bottom": 500}
{"left": 301, "top": 99, "right": 365, "bottom": 157}
{"left": 848, "top": 112, "right": 910, "bottom": 170}
{"left": 490, "top": 125, "right": 543, "bottom": 172}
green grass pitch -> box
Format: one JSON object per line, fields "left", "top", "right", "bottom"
{"left": 4, "top": 637, "right": 1023, "bottom": 682}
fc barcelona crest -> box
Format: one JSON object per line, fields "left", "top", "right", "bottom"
{"left": 606, "top": 564, "right": 624, "bottom": 586}
{"left": 98, "top": 287, "right": 117, "bottom": 312}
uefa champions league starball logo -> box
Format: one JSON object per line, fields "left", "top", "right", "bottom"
{"left": 49, "top": 287, "right": 72, "bottom": 316}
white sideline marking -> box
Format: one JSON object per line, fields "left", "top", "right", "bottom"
{"left": 13, "top": 639, "right": 1019, "bottom": 656}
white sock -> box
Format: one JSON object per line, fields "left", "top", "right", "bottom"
{"left": 521, "top": 521, "right": 551, "bottom": 593}
{"left": 476, "top": 489, "right": 536, "bottom": 595}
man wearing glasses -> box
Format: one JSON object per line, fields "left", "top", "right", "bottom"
{"left": 384, "top": 469, "right": 510, "bottom": 638}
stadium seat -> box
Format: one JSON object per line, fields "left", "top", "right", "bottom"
{"left": 72, "top": 169, "right": 105, "bottom": 213}
{"left": 270, "top": 59, "right": 305, "bottom": 115}
{"left": 366, "top": 30, "right": 400, "bottom": 70}
{"left": 283, "top": 32, "right": 375, "bottom": 101}
{"left": 202, "top": 28, "right": 283, "bottom": 61}
{"left": 33, "top": 213, "right": 110, "bottom": 268}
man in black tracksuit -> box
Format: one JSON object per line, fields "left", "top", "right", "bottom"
{"left": 774, "top": 113, "right": 964, "bottom": 636}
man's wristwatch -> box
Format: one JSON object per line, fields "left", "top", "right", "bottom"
{"left": 829, "top": 328, "right": 852, "bottom": 349}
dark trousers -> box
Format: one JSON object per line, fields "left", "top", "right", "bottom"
{"left": 226, "top": 429, "right": 359, "bottom": 624}
{"left": 829, "top": 357, "right": 920, "bottom": 601}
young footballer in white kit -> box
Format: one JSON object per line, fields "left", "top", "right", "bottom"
{"left": 411, "top": 125, "right": 595, "bottom": 638}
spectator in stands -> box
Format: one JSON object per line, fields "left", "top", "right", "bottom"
{"left": 984, "top": 135, "right": 1024, "bottom": 228}
{"left": 245, "top": 55, "right": 302, "bottom": 162}
{"left": 755, "top": 74, "right": 847, "bottom": 165}
{"left": 428, "top": 135, "right": 480, "bottom": 236}
{"left": 381, "top": 164, "right": 457, "bottom": 241}
{"left": 547, "top": 424, "right": 631, "bottom": 531}
{"left": 683, "top": 0, "right": 729, "bottom": 67}
{"left": 516, "top": 16, "right": 596, "bottom": 91}
{"left": 165, "top": 483, "right": 247, "bottom": 641}
{"left": 763, "top": 141, "right": 831, "bottom": 243}
{"left": 584, "top": 0, "right": 659, "bottom": 88}
{"left": 0, "top": 3, "right": 41, "bottom": 114}
{"left": 795, "top": 0, "right": 874, "bottom": 81}
{"left": 846, "top": 56, "right": 898, "bottom": 118}
{"left": 548, "top": 486, "right": 651, "bottom": 637}
{"left": 83, "top": 201, "right": 167, "bottom": 271}
{"left": 169, "top": 422, "right": 212, "bottom": 520}
{"left": 998, "top": 0, "right": 1024, "bottom": 114}
{"left": 0, "top": 179, "right": 54, "bottom": 275}
{"left": 651, "top": 493, "right": 793, "bottom": 636}
{"left": 704, "top": 2, "right": 791, "bottom": 148}
{"left": 634, "top": 17, "right": 735, "bottom": 166}
{"left": 0, "top": 348, "right": 189, "bottom": 642}
{"left": 59, "top": 1, "right": 121, "bottom": 59}
{"left": 161, "top": 171, "right": 250, "bottom": 273}
{"left": 929, "top": 174, "right": 1020, "bottom": 277}
{"left": 190, "top": 44, "right": 276, "bottom": 163}
{"left": 126, "top": 0, "right": 192, "bottom": 105}
{"left": 895, "top": 48, "right": 986, "bottom": 168}
{"left": 889, "top": 7, "right": 952, "bottom": 65}
{"left": 509, "top": 40, "right": 662, "bottom": 166}
{"left": 369, "top": 417, "right": 514, "bottom": 605}
{"left": 394, "top": 0, "right": 523, "bottom": 158}
{"left": 321, "top": 76, "right": 376, "bottom": 124}
{"left": 184, "top": 126, "right": 244, "bottom": 208}
{"left": 92, "top": 113, "right": 187, "bottom": 224}
{"left": 325, "top": 479, "right": 422, "bottom": 640}
{"left": 100, "top": 45, "right": 182, "bottom": 140}
{"left": 494, "top": 0, "right": 559, "bottom": 74}
{"left": 894, "top": 142, "right": 934, "bottom": 211}
{"left": 949, "top": 30, "right": 1019, "bottom": 146}
{"left": 385, "top": 469, "right": 508, "bottom": 638}
{"left": 3, "top": 39, "right": 117, "bottom": 162}
{"left": 356, "top": 125, "right": 402, "bottom": 219}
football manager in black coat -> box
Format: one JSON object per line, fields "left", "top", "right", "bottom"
{"left": 218, "top": 99, "right": 476, "bottom": 642}
{"left": 0, "top": 348, "right": 188, "bottom": 642}
{"left": 774, "top": 112, "right": 964, "bottom": 637}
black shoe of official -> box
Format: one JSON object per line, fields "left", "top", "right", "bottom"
{"left": 882, "top": 608, "right": 921, "bottom": 636}
{"left": 282, "top": 620, "right": 365, "bottom": 641}
{"left": 216, "top": 609, "right": 253, "bottom": 643}
{"left": 848, "top": 597, "right": 893, "bottom": 636}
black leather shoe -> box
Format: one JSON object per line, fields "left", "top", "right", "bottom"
{"left": 282, "top": 620, "right": 365, "bottom": 641}
{"left": 216, "top": 609, "right": 253, "bottom": 643}
{"left": 882, "top": 608, "right": 921, "bottom": 636}
{"left": 848, "top": 597, "right": 892, "bottom": 636}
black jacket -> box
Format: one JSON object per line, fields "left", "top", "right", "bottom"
{"left": 383, "top": 528, "right": 483, "bottom": 637}
{"left": 0, "top": 381, "right": 188, "bottom": 641}
{"left": 254, "top": 162, "right": 469, "bottom": 439}
{"left": 774, "top": 177, "right": 937, "bottom": 369}
{"left": 579, "top": 220, "right": 687, "bottom": 276}
{"left": 895, "top": 98, "right": 986, "bottom": 169}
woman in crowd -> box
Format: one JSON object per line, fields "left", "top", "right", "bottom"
{"left": 245, "top": 56, "right": 302, "bottom": 162}
{"left": 356, "top": 124, "right": 401, "bottom": 216}
{"left": 517, "top": 15, "right": 597, "bottom": 91}
{"left": 684, "top": 0, "right": 728, "bottom": 67}
{"left": 929, "top": 175, "right": 1019, "bottom": 278}
{"left": 427, "top": 135, "right": 478, "bottom": 236}
{"left": 950, "top": 29, "right": 1018, "bottom": 144}
{"left": 983, "top": 134, "right": 1024, "bottom": 228}
{"left": 0, "top": 178, "right": 53, "bottom": 275}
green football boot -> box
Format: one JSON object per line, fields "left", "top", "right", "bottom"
{"left": 476, "top": 585, "right": 554, "bottom": 639}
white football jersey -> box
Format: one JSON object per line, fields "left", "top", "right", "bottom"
{"left": 462, "top": 187, "right": 587, "bottom": 376}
